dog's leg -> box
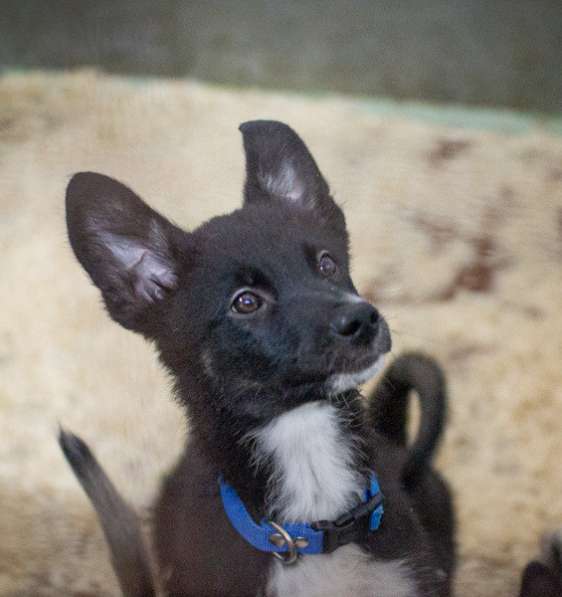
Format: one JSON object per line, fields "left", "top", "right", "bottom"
{"left": 518, "top": 529, "right": 562, "bottom": 597}
{"left": 58, "top": 428, "right": 156, "bottom": 597}
{"left": 368, "top": 352, "right": 447, "bottom": 488}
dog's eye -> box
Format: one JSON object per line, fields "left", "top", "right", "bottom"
{"left": 318, "top": 252, "right": 337, "bottom": 277}
{"left": 232, "top": 291, "right": 263, "bottom": 314}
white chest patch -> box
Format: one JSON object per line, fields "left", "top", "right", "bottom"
{"left": 250, "top": 401, "right": 364, "bottom": 522}
{"left": 250, "top": 402, "right": 417, "bottom": 597}
{"left": 266, "top": 545, "right": 415, "bottom": 597}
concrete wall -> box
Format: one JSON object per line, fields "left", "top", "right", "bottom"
{"left": 2, "top": 0, "right": 561, "bottom": 113}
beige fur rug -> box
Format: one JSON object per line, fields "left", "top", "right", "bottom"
{"left": 1, "top": 70, "right": 561, "bottom": 597}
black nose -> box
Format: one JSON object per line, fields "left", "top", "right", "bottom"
{"left": 331, "top": 302, "right": 380, "bottom": 342}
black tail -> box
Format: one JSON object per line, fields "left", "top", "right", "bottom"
{"left": 368, "top": 352, "right": 447, "bottom": 488}
{"left": 518, "top": 529, "right": 562, "bottom": 597}
{"left": 58, "top": 428, "right": 156, "bottom": 597}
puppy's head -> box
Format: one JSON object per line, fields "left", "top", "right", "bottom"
{"left": 66, "top": 121, "right": 390, "bottom": 420}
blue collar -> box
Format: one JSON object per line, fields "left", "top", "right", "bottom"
{"left": 219, "top": 472, "right": 384, "bottom": 564}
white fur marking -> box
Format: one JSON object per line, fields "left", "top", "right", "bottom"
{"left": 328, "top": 354, "right": 386, "bottom": 395}
{"left": 344, "top": 293, "right": 368, "bottom": 304}
{"left": 254, "top": 402, "right": 415, "bottom": 596}
{"left": 251, "top": 402, "right": 363, "bottom": 522}
{"left": 266, "top": 546, "right": 415, "bottom": 597}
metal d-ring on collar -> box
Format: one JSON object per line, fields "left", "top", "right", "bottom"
{"left": 268, "top": 520, "right": 310, "bottom": 565}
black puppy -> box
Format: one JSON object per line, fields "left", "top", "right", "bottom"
{"left": 60, "top": 121, "right": 457, "bottom": 596}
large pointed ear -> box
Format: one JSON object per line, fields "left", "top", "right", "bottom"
{"left": 66, "top": 172, "right": 187, "bottom": 334}
{"left": 239, "top": 120, "right": 346, "bottom": 231}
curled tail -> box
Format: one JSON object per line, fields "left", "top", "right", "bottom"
{"left": 368, "top": 352, "right": 447, "bottom": 488}
{"left": 58, "top": 428, "right": 156, "bottom": 597}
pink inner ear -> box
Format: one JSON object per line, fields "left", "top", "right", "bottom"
{"left": 259, "top": 162, "right": 306, "bottom": 203}
{"left": 102, "top": 231, "right": 177, "bottom": 303}
{"left": 133, "top": 251, "right": 177, "bottom": 303}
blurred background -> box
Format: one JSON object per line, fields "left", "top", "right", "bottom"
{"left": 1, "top": 3, "right": 562, "bottom": 597}
{"left": 3, "top": 0, "right": 562, "bottom": 112}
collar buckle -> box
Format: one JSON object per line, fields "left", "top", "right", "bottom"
{"left": 312, "top": 491, "right": 383, "bottom": 554}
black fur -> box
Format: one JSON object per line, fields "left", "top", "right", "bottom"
{"left": 518, "top": 532, "right": 562, "bottom": 597}
{"left": 369, "top": 352, "right": 447, "bottom": 489}
{"left": 58, "top": 428, "right": 155, "bottom": 597}
{"left": 59, "top": 120, "right": 558, "bottom": 597}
